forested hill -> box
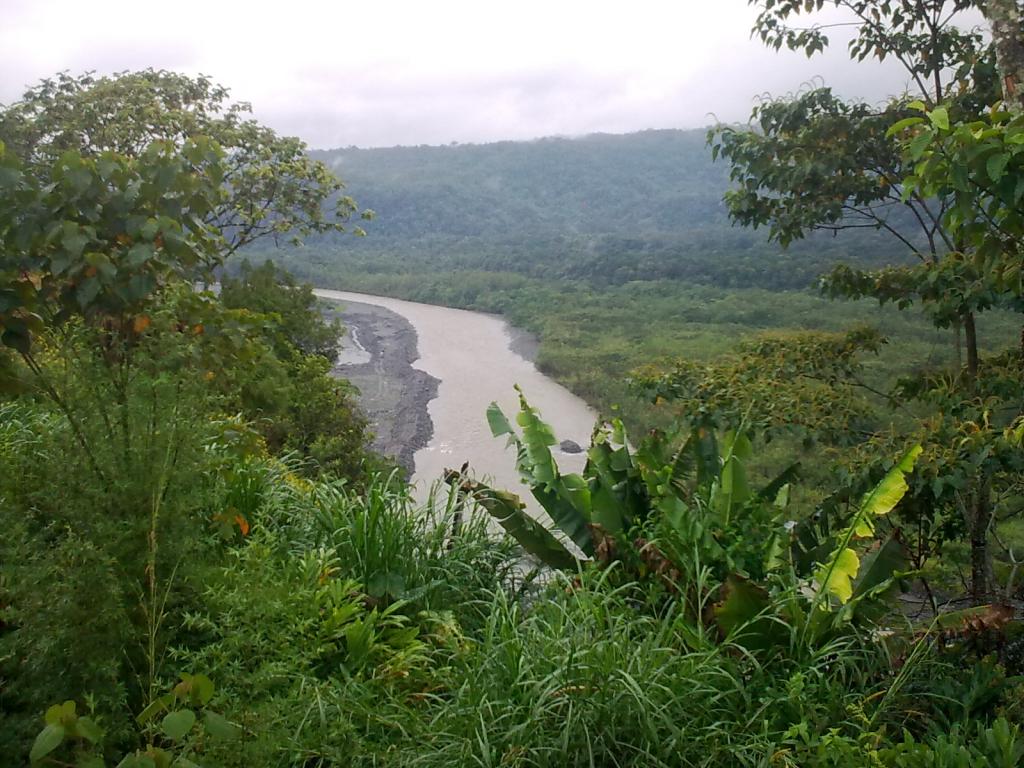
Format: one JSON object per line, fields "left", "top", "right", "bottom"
{"left": 316, "top": 130, "right": 726, "bottom": 240}
{"left": 300, "top": 128, "right": 908, "bottom": 290}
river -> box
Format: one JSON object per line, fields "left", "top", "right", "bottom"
{"left": 315, "top": 289, "right": 598, "bottom": 515}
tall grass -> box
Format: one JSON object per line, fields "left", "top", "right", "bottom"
{"left": 7, "top": 424, "right": 1020, "bottom": 766}
{"left": 393, "top": 567, "right": 893, "bottom": 768}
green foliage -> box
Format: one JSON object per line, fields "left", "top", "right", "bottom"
{"left": 483, "top": 388, "right": 787, "bottom": 578}
{"left": 0, "top": 136, "right": 225, "bottom": 356}
{"left": 161, "top": 471, "right": 508, "bottom": 765}
{"left": 29, "top": 700, "right": 103, "bottom": 764}
{"left": 701, "top": 0, "right": 1024, "bottom": 607}
{"left": 475, "top": 392, "right": 925, "bottom": 656}
{"left": 212, "top": 260, "right": 375, "bottom": 481}
{"left": 277, "top": 127, "right": 911, "bottom": 293}
{"left": 0, "top": 70, "right": 371, "bottom": 254}
{"left": 220, "top": 259, "right": 342, "bottom": 361}
{"left": 224, "top": 341, "right": 372, "bottom": 481}
{"left": 5, "top": 381, "right": 1022, "bottom": 766}
{"left": 712, "top": 1, "right": 998, "bottom": 329}
{"left": 0, "top": 337, "right": 237, "bottom": 752}
{"left": 876, "top": 718, "right": 1024, "bottom": 767}
{"left": 897, "top": 102, "right": 1024, "bottom": 305}
{"left": 0, "top": 78, "right": 379, "bottom": 762}
{"left": 300, "top": 475, "right": 508, "bottom": 608}
{"left": 711, "top": 88, "right": 923, "bottom": 250}
{"left": 750, "top": 1, "right": 986, "bottom": 92}
{"left": 633, "top": 325, "right": 888, "bottom": 443}
{"left": 28, "top": 675, "right": 240, "bottom": 767}
{"left": 5, "top": 60, "right": 1024, "bottom": 768}
{"left": 713, "top": 0, "right": 998, "bottom": 268}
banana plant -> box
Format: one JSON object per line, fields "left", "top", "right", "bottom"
{"left": 479, "top": 388, "right": 928, "bottom": 651}
{"left": 814, "top": 446, "right": 922, "bottom": 604}
{"left": 713, "top": 444, "right": 923, "bottom": 648}
{"left": 479, "top": 387, "right": 798, "bottom": 576}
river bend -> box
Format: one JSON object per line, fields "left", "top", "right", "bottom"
{"left": 315, "top": 290, "right": 597, "bottom": 515}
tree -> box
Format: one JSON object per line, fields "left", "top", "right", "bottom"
{"left": 0, "top": 70, "right": 373, "bottom": 261}
{"left": 0, "top": 70, "right": 370, "bottom": 448}
{"left": 704, "top": 1, "right": 1024, "bottom": 603}
{"left": 0, "top": 135, "right": 228, "bottom": 477}
{"left": 887, "top": 99, "right": 1024, "bottom": 601}
{"left": 714, "top": 1, "right": 996, "bottom": 372}
{"left": 0, "top": 75, "right": 377, "bottom": 738}
{"left": 0, "top": 70, "right": 379, "bottom": 488}
{"left": 220, "top": 259, "right": 341, "bottom": 362}
{"left": 986, "top": 0, "right": 1024, "bottom": 110}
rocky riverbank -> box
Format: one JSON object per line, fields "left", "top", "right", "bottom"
{"left": 323, "top": 299, "right": 439, "bottom": 473}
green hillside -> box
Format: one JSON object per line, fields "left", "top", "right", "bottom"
{"left": 297, "top": 129, "right": 910, "bottom": 290}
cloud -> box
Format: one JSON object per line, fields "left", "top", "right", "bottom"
{"left": 0, "top": 0, "right": 985, "bottom": 148}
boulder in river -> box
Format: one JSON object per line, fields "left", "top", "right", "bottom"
{"left": 559, "top": 439, "right": 584, "bottom": 454}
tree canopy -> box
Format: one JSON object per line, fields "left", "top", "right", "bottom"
{"left": 0, "top": 70, "right": 372, "bottom": 259}
{"left": 695, "top": 0, "right": 1024, "bottom": 603}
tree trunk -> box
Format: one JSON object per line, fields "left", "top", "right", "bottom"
{"left": 970, "top": 480, "right": 994, "bottom": 605}
{"left": 961, "top": 310, "right": 991, "bottom": 604}
{"left": 963, "top": 311, "right": 980, "bottom": 386}
{"left": 986, "top": 1, "right": 1024, "bottom": 111}
{"left": 954, "top": 318, "right": 963, "bottom": 371}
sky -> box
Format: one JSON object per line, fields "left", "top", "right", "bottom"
{"left": 0, "top": 0, "right": 987, "bottom": 149}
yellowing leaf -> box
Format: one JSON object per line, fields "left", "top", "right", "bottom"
{"left": 815, "top": 445, "right": 921, "bottom": 608}
{"left": 44, "top": 702, "right": 74, "bottom": 727}
{"left": 132, "top": 315, "right": 151, "bottom": 334}
{"left": 817, "top": 547, "right": 860, "bottom": 604}
{"left": 853, "top": 445, "right": 922, "bottom": 537}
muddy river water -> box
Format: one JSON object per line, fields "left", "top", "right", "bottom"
{"left": 315, "top": 289, "right": 597, "bottom": 513}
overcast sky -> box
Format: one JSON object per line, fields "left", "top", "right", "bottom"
{"left": 0, "top": 0, "right": 986, "bottom": 149}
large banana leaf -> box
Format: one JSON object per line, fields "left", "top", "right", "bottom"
{"left": 488, "top": 395, "right": 594, "bottom": 554}
{"left": 714, "top": 430, "right": 753, "bottom": 524}
{"left": 466, "top": 479, "right": 582, "bottom": 571}
{"left": 814, "top": 445, "right": 922, "bottom": 606}
{"left": 666, "top": 424, "right": 720, "bottom": 495}
{"left": 585, "top": 422, "right": 644, "bottom": 532}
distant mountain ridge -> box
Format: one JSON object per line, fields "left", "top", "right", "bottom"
{"left": 312, "top": 129, "right": 727, "bottom": 240}
{"left": 287, "top": 128, "right": 906, "bottom": 290}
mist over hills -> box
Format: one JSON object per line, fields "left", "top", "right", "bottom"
{"left": 297, "top": 128, "right": 907, "bottom": 290}
{"left": 315, "top": 130, "right": 726, "bottom": 239}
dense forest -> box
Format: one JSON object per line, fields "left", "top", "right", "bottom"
{"left": 294, "top": 129, "right": 913, "bottom": 290}
{"left": 2, "top": 1, "right": 1024, "bottom": 766}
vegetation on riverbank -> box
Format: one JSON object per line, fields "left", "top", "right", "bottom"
{"left": 271, "top": 258, "right": 1019, "bottom": 434}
